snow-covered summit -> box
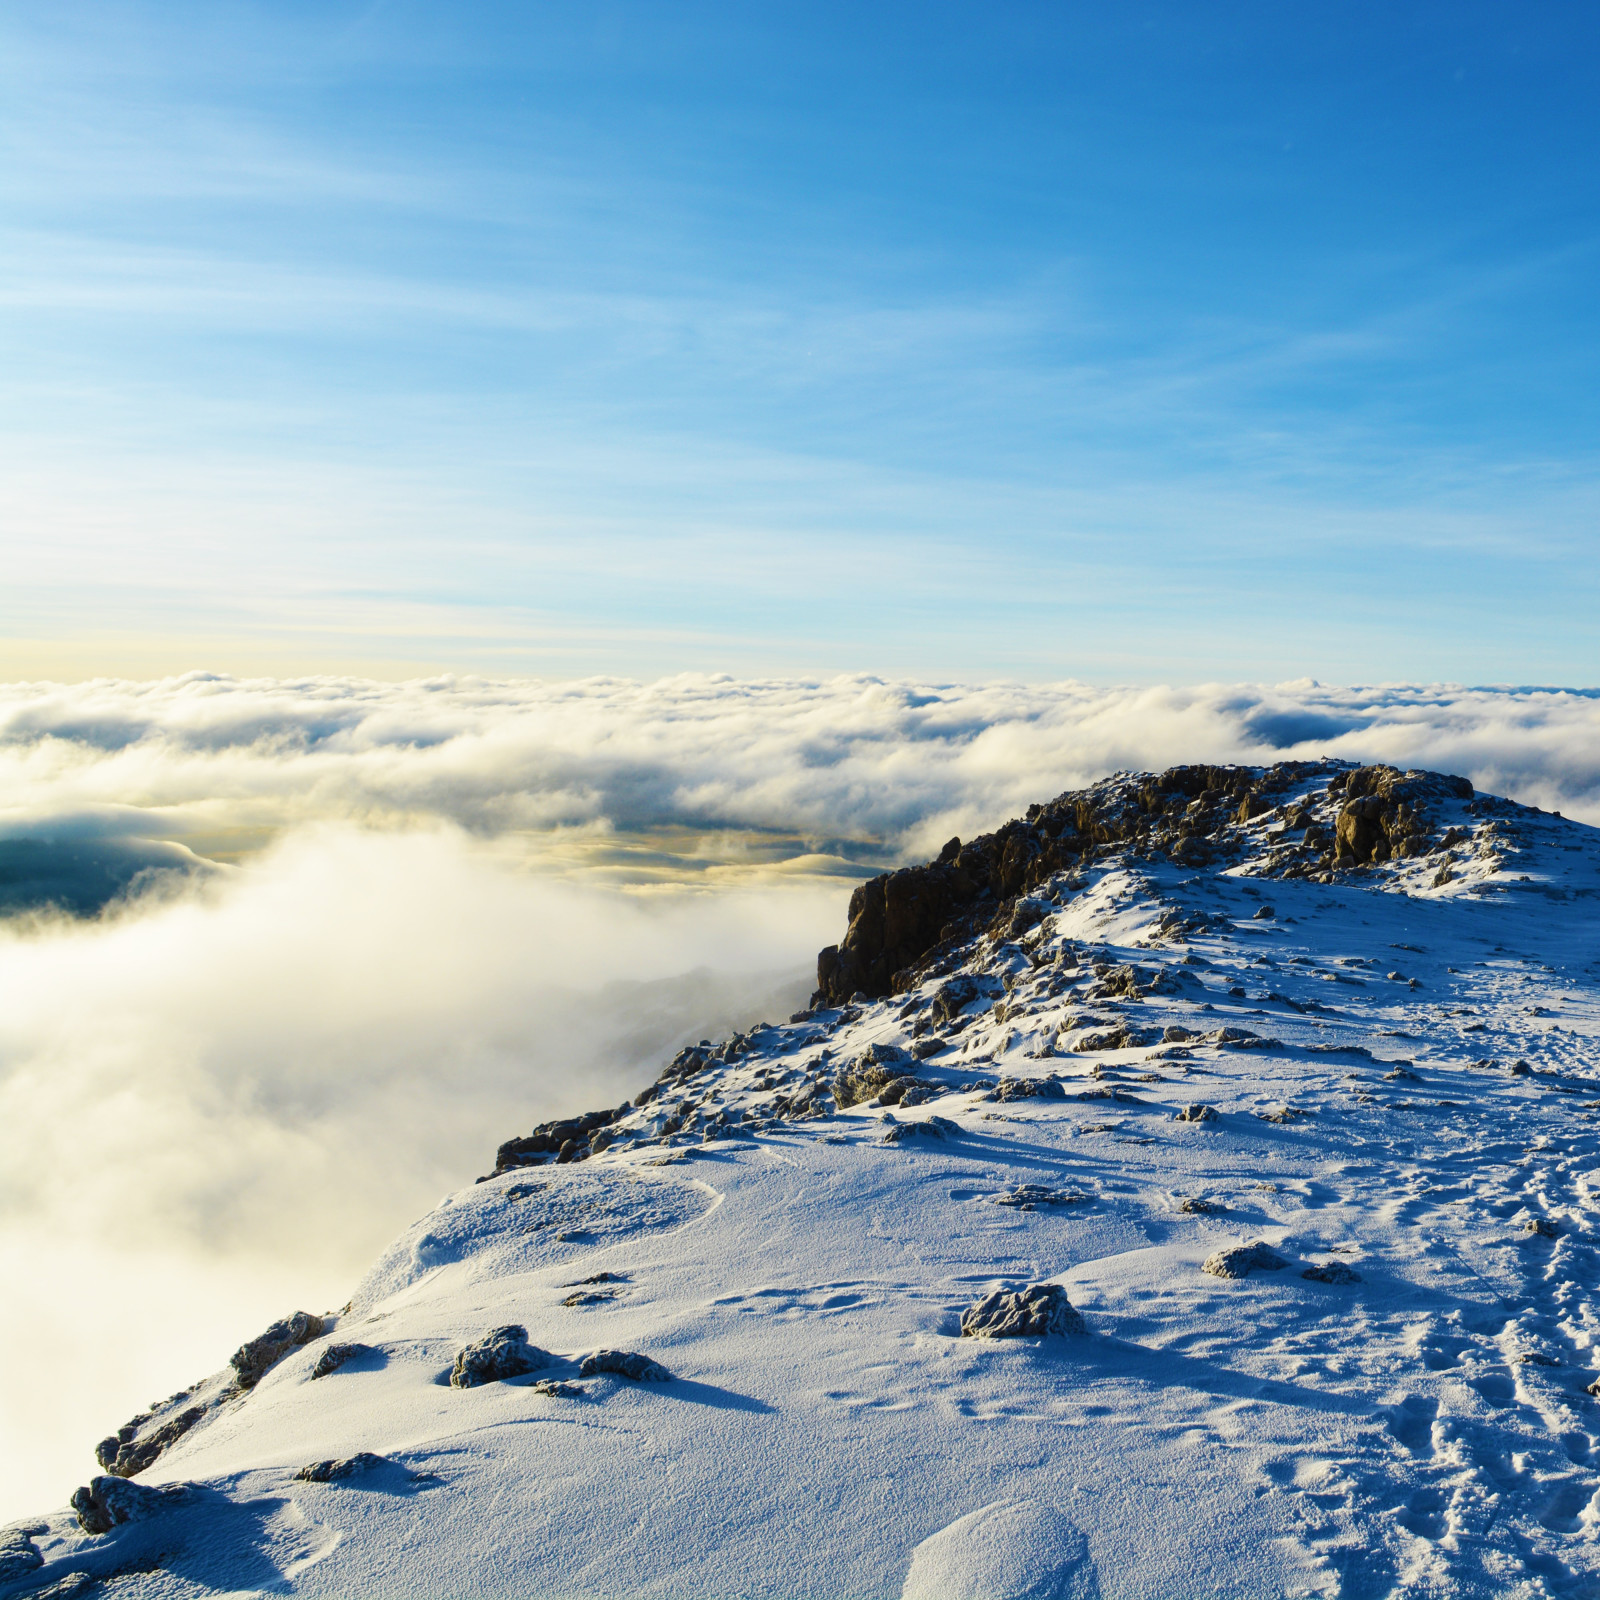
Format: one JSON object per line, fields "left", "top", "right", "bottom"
{"left": 10, "top": 761, "right": 1600, "bottom": 1599}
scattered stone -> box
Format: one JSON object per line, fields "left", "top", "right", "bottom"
{"left": 1301, "top": 1262, "right": 1361, "bottom": 1284}
{"left": 450, "top": 1326, "right": 549, "bottom": 1389}
{"left": 1202, "top": 1241, "right": 1289, "bottom": 1279}
{"left": 1511, "top": 1059, "right": 1534, "bottom": 1076}
{"left": 960, "top": 1282, "right": 1085, "bottom": 1339}
{"left": 1173, "top": 1104, "right": 1219, "bottom": 1123}
{"left": 70, "top": 1476, "right": 187, "bottom": 1535}
{"left": 310, "top": 1343, "right": 371, "bottom": 1380}
{"left": 1383, "top": 1068, "right": 1421, "bottom": 1082}
{"left": 295, "top": 1452, "right": 388, "bottom": 1483}
{"left": 1177, "top": 1196, "right": 1219, "bottom": 1214}
{"left": 910, "top": 1037, "right": 946, "bottom": 1060}
{"left": 231, "top": 1310, "right": 326, "bottom": 1388}
{"left": 578, "top": 1349, "right": 672, "bottom": 1381}
{"left": 1524, "top": 1218, "right": 1561, "bottom": 1239}
{"left": 561, "top": 1289, "right": 618, "bottom": 1307}
{"left": 1251, "top": 905, "right": 1276, "bottom": 920}
{"left": 990, "top": 1184, "right": 1090, "bottom": 1209}
{"left": 1162, "top": 1025, "right": 1197, "bottom": 1043}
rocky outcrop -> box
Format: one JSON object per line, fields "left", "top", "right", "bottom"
{"left": 811, "top": 760, "right": 1479, "bottom": 1004}
{"left": 833, "top": 1043, "right": 916, "bottom": 1107}
{"left": 231, "top": 1311, "right": 325, "bottom": 1388}
{"left": 960, "top": 1283, "right": 1085, "bottom": 1338}
{"left": 1331, "top": 765, "right": 1473, "bottom": 865}
{"left": 450, "top": 1326, "right": 548, "bottom": 1389}
{"left": 95, "top": 1404, "right": 205, "bottom": 1478}
{"left": 493, "top": 1103, "right": 631, "bottom": 1174}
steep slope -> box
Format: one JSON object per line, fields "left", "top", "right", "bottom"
{"left": 8, "top": 762, "right": 1600, "bottom": 1600}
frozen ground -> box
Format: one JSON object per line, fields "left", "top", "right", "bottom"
{"left": 7, "top": 764, "right": 1600, "bottom": 1598}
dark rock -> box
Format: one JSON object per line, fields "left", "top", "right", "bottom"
{"left": 1173, "top": 1104, "right": 1219, "bottom": 1123}
{"left": 1524, "top": 1217, "right": 1561, "bottom": 1238}
{"left": 70, "top": 1476, "right": 187, "bottom": 1535}
{"left": 834, "top": 1044, "right": 915, "bottom": 1108}
{"left": 960, "top": 1282, "right": 1085, "bottom": 1338}
{"left": 988, "top": 1076, "right": 1067, "bottom": 1102}
{"left": 883, "top": 1115, "right": 959, "bottom": 1144}
{"left": 1301, "top": 1262, "right": 1361, "bottom": 1284}
{"left": 295, "top": 1452, "right": 388, "bottom": 1483}
{"left": 450, "top": 1326, "right": 548, "bottom": 1389}
{"left": 1202, "top": 1242, "right": 1288, "bottom": 1279}
{"left": 231, "top": 1311, "right": 325, "bottom": 1388}
{"left": 311, "top": 1343, "right": 371, "bottom": 1380}
{"left": 530, "top": 1379, "right": 586, "bottom": 1398}
{"left": 98, "top": 1404, "right": 206, "bottom": 1477}
{"left": 578, "top": 1349, "right": 671, "bottom": 1381}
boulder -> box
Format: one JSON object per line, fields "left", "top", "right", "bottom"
{"left": 1301, "top": 1262, "right": 1361, "bottom": 1284}
{"left": 295, "top": 1452, "right": 388, "bottom": 1483}
{"left": 70, "top": 1476, "right": 187, "bottom": 1536}
{"left": 883, "top": 1116, "right": 959, "bottom": 1145}
{"left": 231, "top": 1311, "right": 325, "bottom": 1388}
{"left": 450, "top": 1326, "right": 548, "bottom": 1389}
{"left": 1202, "top": 1242, "right": 1289, "bottom": 1279}
{"left": 578, "top": 1349, "right": 672, "bottom": 1381}
{"left": 960, "top": 1283, "right": 1085, "bottom": 1339}
{"left": 311, "top": 1343, "right": 371, "bottom": 1380}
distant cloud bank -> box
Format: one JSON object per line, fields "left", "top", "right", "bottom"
{"left": 1, "top": 675, "right": 1596, "bottom": 906}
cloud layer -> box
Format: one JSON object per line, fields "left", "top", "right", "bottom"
{"left": 2, "top": 673, "right": 1598, "bottom": 892}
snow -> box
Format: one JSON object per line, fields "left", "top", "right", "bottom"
{"left": 9, "top": 769, "right": 1600, "bottom": 1598}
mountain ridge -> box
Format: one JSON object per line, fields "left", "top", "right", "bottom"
{"left": 11, "top": 758, "right": 1600, "bottom": 1599}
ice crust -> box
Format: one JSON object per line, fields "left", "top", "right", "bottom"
{"left": 18, "top": 764, "right": 1600, "bottom": 1598}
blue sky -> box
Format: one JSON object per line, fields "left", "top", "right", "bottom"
{"left": 3, "top": 2, "right": 1598, "bottom": 682}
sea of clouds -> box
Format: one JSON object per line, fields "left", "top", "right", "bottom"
{"left": 3, "top": 671, "right": 1599, "bottom": 1515}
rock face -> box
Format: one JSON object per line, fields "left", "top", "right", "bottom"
{"left": 960, "top": 1283, "right": 1085, "bottom": 1339}
{"left": 231, "top": 1310, "right": 325, "bottom": 1388}
{"left": 578, "top": 1348, "right": 672, "bottom": 1381}
{"left": 1202, "top": 1242, "right": 1289, "bottom": 1280}
{"left": 69, "top": 1476, "right": 187, "bottom": 1536}
{"left": 450, "top": 1326, "right": 548, "bottom": 1389}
